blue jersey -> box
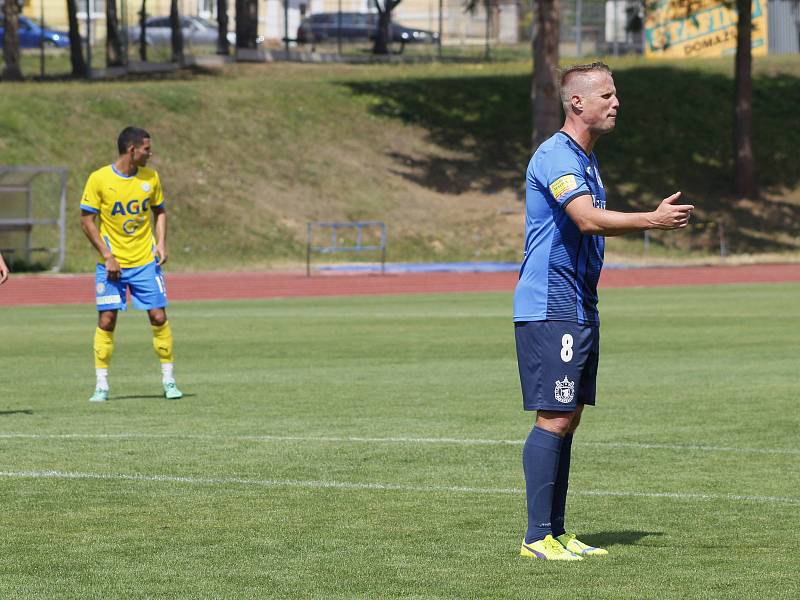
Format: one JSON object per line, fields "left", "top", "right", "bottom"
{"left": 513, "top": 131, "right": 606, "bottom": 325}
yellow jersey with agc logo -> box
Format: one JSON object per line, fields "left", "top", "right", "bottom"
{"left": 80, "top": 164, "right": 165, "bottom": 268}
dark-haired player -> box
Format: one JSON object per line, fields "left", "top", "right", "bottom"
{"left": 80, "top": 127, "right": 183, "bottom": 402}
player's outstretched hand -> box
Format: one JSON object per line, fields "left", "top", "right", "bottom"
{"left": 649, "top": 191, "right": 694, "bottom": 230}
{"left": 156, "top": 243, "right": 168, "bottom": 267}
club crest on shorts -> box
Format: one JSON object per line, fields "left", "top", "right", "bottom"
{"left": 554, "top": 375, "right": 575, "bottom": 404}
{"left": 96, "top": 282, "right": 106, "bottom": 294}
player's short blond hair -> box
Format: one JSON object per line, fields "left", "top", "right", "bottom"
{"left": 559, "top": 62, "right": 613, "bottom": 112}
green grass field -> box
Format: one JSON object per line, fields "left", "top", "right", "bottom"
{"left": 1, "top": 283, "right": 799, "bottom": 598}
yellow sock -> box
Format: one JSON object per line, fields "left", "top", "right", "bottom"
{"left": 93, "top": 327, "right": 114, "bottom": 369}
{"left": 152, "top": 321, "right": 174, "bottom": 364}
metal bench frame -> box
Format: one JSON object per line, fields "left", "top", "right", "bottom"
{"left": 306, "top": 221, "right": 387, "bottom": 277}
{"left": 0, "top": 166, "right": 68, "bottom": 271}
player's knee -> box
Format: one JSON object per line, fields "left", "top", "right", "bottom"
{"left": 552, "top": 421, "right": 573, "bottom": 436}
{"left": 536, "top": 415, "right": 572, "bottom": 436}
{"left": 98, "top": 314, "right": 117, "bottom": 331}
{"left": 149, "top": 310, "right": 166, "bottom": 327}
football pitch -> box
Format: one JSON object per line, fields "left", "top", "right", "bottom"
{"left": 1, "top": 283, "right": 798, "bottom": 599}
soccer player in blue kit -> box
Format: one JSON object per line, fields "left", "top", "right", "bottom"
{"left": 515, "top": 63, "right": 694, "bottom": 560}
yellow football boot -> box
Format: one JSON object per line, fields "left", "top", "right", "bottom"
{"left": 520, "top": 534, "right": 583, "bottom": 561}
{"left": 555, "top": 533, "right": 609, "bottom": 557}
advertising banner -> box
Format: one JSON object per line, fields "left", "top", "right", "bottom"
{"left": 645, "top": 0, "right": 768, "bottom": 58}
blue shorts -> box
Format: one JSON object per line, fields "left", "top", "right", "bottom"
{"left": 514, "top": 320, "right": 599, "bottom": 411}
{"left": 95, "top": 261, "right": 168, "bottom": 311}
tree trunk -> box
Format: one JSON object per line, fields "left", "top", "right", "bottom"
{"left": 66, "top": 0, "right": 87, "bottom": 77}
{"left": 217, "top": 0, "right": 230, "bottom": 55}
{"left": 2, "top": 0, "right": 23, "bottom": 81}
{"left": 531, "top": 0, "right": 561, "bottom": 150}
{"left": 139, "top": 0, "right": 148, "bottom": 61}
{"left": 733, "top": 0, "right": 757, "bottom": 198}
{"left": 170, "top": 0, "right": 184, "bottom": 63}
{"left": 483, "top": 0, "right": 493, "bottom": 60}
{"left": 372, "top": 1, "right": 394, "bottom": 55}
{"left": 235, "top": 0, "right": 259, "bottom": 49}
{"left": 106, "top": 0, "right": 124, "bottom": 67}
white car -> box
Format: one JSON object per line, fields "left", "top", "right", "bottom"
{"left": 128, "top": 16, "right": 236, "bottom": 47}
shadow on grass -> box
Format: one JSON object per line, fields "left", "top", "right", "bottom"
{"left": 347, "top": 73, "right": 529, "bottom": 197}
{"left": 345, "top": 66, "right": 800, "bottom": 253}
{"left": 579, "top": 530, "right": 664, "bottom": 548}
{"left": 0, "top": 409, "right": 34, "bottom": 416}
{"left": 18, "top": 62, "right": 225, "bottom": 84}
{"left": 110, "top": 393, "right": 195, "bottom": 401}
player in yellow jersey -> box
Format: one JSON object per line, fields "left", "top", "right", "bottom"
{"left": 79, "top": 127, "right": 183, "bottom": 402}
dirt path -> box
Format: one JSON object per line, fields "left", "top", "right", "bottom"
{"left": 1, "top": 264, "right": 798, "bottom": 307}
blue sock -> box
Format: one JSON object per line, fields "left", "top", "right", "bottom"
{"left": 522, "top": 426, "right": 563, "bottom": 544}
{"left": 550, "top": 433, "right": 573, "bottom": 538}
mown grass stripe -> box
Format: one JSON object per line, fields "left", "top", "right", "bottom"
{"left": 1, "top": 432, "right": 798, "bottom": 456}
{"left": 1, "top": 469, "right": 797, "bottom": 505}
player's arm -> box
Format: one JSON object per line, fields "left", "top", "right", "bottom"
{"left": 152, "top": 205, "right": 168, "bottom": 266}
{"left": 80, "top": 210, "right": 121, "bottom": 280}
{"left": 565, "top": 191, "right": 694, "bottom": 237}
{"left": 0, "top": 251, "right": 9, "bottom": 285}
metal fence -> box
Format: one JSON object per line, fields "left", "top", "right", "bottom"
{"left": 3, "top": 0, "right": 797, "bottom": 79}
{"left": 3, "top": 0, "right": 643, "bottom": 78}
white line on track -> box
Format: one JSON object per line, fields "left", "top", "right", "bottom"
{"left": 0, "top": 469, "right": 797, "bottom": 505}
{"left": 1, "top": 432, "right": 798, "bottom": 456}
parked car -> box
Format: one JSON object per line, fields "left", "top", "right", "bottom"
{"left": 0, "top": 16, "right": 70, "bottom": 48}
{"left": 297, "top": 12, "right": 438, "bottom": 45}
{"left": 128, "top": 16, "right": 236, "bottom": 47}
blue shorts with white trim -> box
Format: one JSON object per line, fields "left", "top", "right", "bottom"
{"left": 95, "top": 260, "right": 168, "bottom": 311}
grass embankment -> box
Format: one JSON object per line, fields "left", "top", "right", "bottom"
{"left": 1, "top": 56, "right": 799, "bottom": 272}
{"left": 0, "top": 285, "right": 798, "bottom": 597}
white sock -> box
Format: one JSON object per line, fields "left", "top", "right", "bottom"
{"left": 161, "top": 363, "right": 174, "bottom": 385}
{"left": 96, "top": 368, "right": 109, "bottom": 391}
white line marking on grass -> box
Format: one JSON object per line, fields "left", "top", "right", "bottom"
{"left": 1, "top": 432, "right": 799, "bottom": 456}
{"left": 0, "top": 470, "right": 797, "bottom": 505}
{"left": 581, "top": 441, "right": 800, "bottom": 456}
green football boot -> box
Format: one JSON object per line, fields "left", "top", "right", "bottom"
{"left": 555, "top": 533, "right": 609, "bottom": 557}
{"left": 163, "top": 381, "right": 183, "bottom": 400}
{"left": 88, "top": 388, "right": 109, "bottom": 403}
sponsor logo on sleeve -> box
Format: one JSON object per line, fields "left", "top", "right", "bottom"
{"left": 549, "top": 175, "right": 578, "bottom": 200}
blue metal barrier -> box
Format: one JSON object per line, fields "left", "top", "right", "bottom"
{"left": 306, "top": 221, "right": 387, "bottom": 276}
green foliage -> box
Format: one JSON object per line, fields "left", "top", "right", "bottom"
{"left": 1, "top": 57, "right": 799, "bottom": 272}
{"left": 0, "top": 284, "right": 798, "bottom": 597}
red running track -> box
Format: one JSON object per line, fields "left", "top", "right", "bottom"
{"left": 0, "top": 264, "right": 799, "bottom": 307}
